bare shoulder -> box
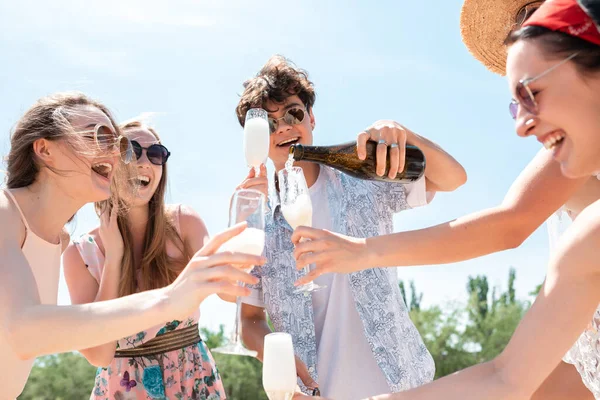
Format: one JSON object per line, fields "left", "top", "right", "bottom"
{"left": 169, "top": 204, "right": 209, "bottom": 253}
{"left": 552, "top": 199, "right": 600, "bottom": 278}
{"left": 171, "top": 204, "right": 208, "bottom": 234}
{"left": 0, "top": 190, "right": 26, "bottom": 247}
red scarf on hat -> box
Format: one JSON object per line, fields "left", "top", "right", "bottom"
{"left": 523, "top": 0, "right": 600, "bottom": 45}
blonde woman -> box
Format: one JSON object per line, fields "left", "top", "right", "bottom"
{"left": 0, "top": 93, "right": 261, "bottom": 399}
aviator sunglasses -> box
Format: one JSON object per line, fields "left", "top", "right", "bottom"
{"left": 509, "top": 53, "right": 579, "bottom": 120}
{"left": 81, "top": 124, "right": 134, "bottom": 164}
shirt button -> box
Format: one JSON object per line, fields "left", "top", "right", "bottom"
{"left": 308, "top": 367, "right": 315, "bottom": 373}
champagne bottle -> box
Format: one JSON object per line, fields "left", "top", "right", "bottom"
{"left": 289, "top": 140, "right": 425, "bottom": 183}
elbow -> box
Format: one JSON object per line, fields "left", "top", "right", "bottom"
{"left": 446, "top": 165, "right": 468, "bottom": 191}
{"left": 81, "top": 348, "right": 116, "bottom": 368}
{"left": 503, "top": 232, "right": 528, "bottom": 250}
{"left": 5, "top": 319, "right": 36, "bottom": 360}
{"left": 490, "top": 357, "right": 536, "bottom": 400}
{"left": 430, "top": 165, "right": 468, "bottom": 192}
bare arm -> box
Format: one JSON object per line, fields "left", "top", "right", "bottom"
{"left": 406, "top": 128, "right": 467, "bottom": 192}
{"left": 371, "top": 199, "right": 600, "bottom": 400}
{"left": 62, "top": 242, "right": 120, "bottom": 367}
{"left": 293, "top": 150, "right": 588, "bottom": 284}
{"left": 530, "top": 361, "right": 593, "bottom": 400}
{"left": 241, "top": 303, "right": 318, "bottom": 388}
{"left": 366, "top": 149, "right": 587, "bottom": 267}
{"left": 241, "top": 303, "right": 272, "bottom": 361}
{"left": 178, "top": 204, "right": 237, "bottom": 304}
{"left": 179, "top": 204, "right": 210, "bottom": 255}
{"left": 0, "top": 203, "right": 262, "bottom": 360}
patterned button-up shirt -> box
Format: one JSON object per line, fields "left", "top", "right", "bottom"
{"left": 244, "top": 166, "right": 435, "bottom": 393}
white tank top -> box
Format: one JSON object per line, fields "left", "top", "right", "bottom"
{"left": 0, "top": 189, "right": 62, "bottom": 399}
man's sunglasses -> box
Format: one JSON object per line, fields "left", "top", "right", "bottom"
{"left": 131, "top": 140, "right": 171, "bottom": 166}
{"left": 509, "top": 53, "right": 579, "bottom": 120}
{"left": 268, "top": 107, "right": 306, "bottom": 134}
{"left": 81, "top": 124, "right": 133, "bottom": 164}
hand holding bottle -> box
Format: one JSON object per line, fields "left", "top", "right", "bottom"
{"left": 357, "top": 120, "right": 411, "bottom": 179}
{"left": 291, "top": 227, "right": 370, "bottom": 286}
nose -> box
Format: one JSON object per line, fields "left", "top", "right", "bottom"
{"left": 274, "top": 118, "right": 293, "bottom": 136}
{"left": 136, "top": 149, "right": 151, "bottom": 166}
{"left": 515, "top": 107, "right": 538, "bottom": 138}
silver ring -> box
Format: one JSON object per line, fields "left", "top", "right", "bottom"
{"left": 378, "top": 139, "right": 387, "bottom": 146}
{"left": 389, "top": 143, "right": 399, "bottom": 149}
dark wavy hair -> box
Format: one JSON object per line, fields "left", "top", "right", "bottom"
{"left": 236, "top": 55, "right": 316, "bottom": 126}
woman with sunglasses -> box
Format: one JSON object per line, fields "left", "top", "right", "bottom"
{"left": 296, "top": 0, "right": 600, "bottom": 399}
{"left": 0, "top": 93, "right": 262, "bottom": 400}
{"left": 293, "top": 1, "right": 599, "bottom": 397}
{"left": 63, "top": 119, "right": 231, "bottom": 399}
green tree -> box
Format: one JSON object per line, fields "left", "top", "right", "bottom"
{"left": 19, "top": 352, "right": 97, "bottom": 400}
{"left": 203, "top": 324, "right": 267, "bottom": 400}
{"left": 405, "top": 268, "right": 528, "bottom": 378}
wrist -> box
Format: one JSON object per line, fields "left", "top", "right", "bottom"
{"left": 153, "top": 286, "right": 174, "bottom": 320}
{"left": 404, "top": 128, "right": 420, "bottom": 146}
{"left": 104, "top": 254, "right": 123, "bottom": 267}
{"left": 361, "top": 237, "right": 378, "bottom": 269}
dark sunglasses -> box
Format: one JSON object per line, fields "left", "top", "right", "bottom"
{"left": 131, "top": 140, "right": 170, "bottom": 166}
{"left": 268, "top": 107, "right": 306, "bottom": 134}
{"left": 509, "top": 53, "right": 579, "bottom": 120}
{"left": 81, "top": 124, "right": 133, "bottom": 164}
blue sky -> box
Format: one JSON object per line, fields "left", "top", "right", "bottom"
{"left": 0, "top": 0, "right": 553, "bottom": 332}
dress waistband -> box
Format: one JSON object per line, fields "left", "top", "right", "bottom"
{"left": 114, "top": 323, "right": 201, "bottom": 358}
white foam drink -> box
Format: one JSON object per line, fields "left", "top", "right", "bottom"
{"left": 218, "top": 228, "right": 265, "bottom": 271}
{"left": 262, "top": 333, "right": 297, "bottom": 400}
{"left": 281, "top": 193, "right": 313, "bottom": 229}
{"left": 244, "top": 117, "right": 270, "bottom": 169}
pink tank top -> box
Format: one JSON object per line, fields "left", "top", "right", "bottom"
{"left": 1, "top": 189, "right": 62, "bottom": 399}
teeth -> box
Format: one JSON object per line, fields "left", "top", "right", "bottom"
{"left": 279, "top": 138, "right": 299, "bottom": 146}
{"left": 138, "top": 176, "right": 150, "bottom": 183}
{"left": 93, "top": 162, "right": 113, "bottom": 172}
{"left": 543, "top": 133, "right": 566, "bottom": 150}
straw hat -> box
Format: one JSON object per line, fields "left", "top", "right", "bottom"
{"left": 460, "top": 0, "right": 544, "bottom": 75}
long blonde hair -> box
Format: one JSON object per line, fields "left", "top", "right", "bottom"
{"left": 96, "top": 121, "right": 191, "bottom": 297}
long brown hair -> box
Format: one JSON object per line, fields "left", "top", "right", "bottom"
{"left": 5, "top": 92, "right": 123, "bottom": 189}
{"left": 96, "top": 121, "right": 191, "bottom": 297}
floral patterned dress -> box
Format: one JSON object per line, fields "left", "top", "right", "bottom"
{"left": 73, "top": 208, "right": 226, "bottom": 400}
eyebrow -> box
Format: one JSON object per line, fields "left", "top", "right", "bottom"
{"left": 283, "top": 102, "right": 303, "bottom": 111}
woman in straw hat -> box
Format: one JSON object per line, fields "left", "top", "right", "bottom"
{"left": 295, "top": 0, "right": 600, "bottom": 399}
{"left": 292, "top": 0, "right": 599, "bottom": 397}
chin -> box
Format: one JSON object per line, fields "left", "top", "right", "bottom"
{"left": 560, "top": 160, "right": 590, "bottom": 180}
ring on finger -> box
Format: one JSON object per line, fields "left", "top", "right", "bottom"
{"left": 389, "top": 143, "right": 399, "bottom": 149}
{"left": 378, "top": 139, "right": 387, "bottom": 146}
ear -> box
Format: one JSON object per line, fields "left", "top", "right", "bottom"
{"left": 32, "top": 138, "right": 55, "bottom": 166}
{"left": 308, "top": 107, "right": 316, "bottom": 130}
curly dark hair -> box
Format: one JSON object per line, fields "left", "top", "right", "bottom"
{"left": 236, "top": 55, "right": 316, "bottom": 127}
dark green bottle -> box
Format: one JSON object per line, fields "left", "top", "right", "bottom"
{"left": 289, "top": 140, "right": 425, "bottom": 183}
